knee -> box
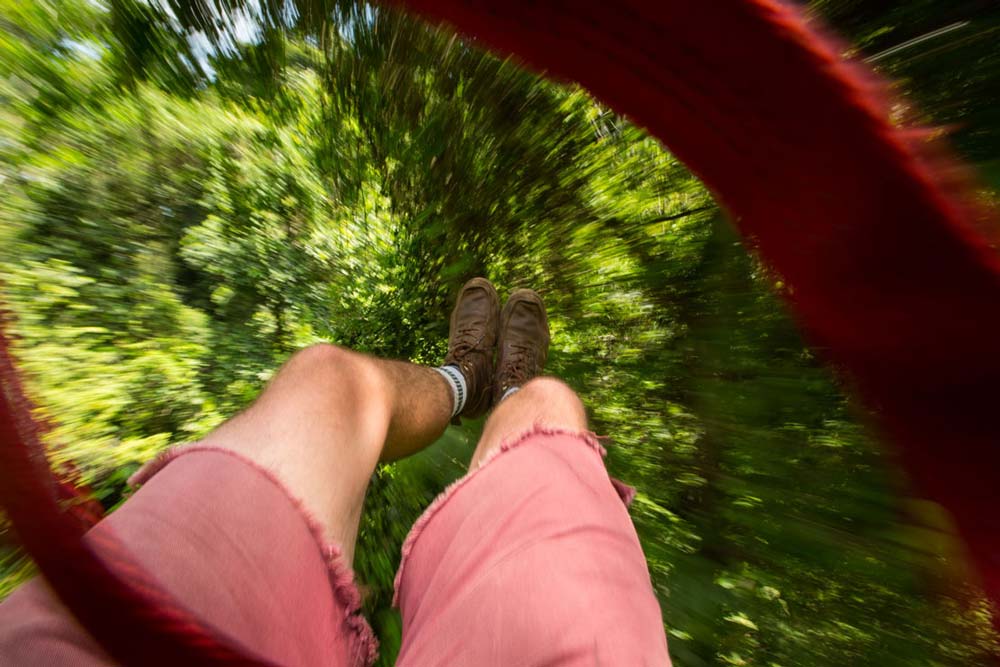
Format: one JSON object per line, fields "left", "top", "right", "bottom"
{"left": 290, "top": 342, "right": 351, "bottom": 370}
{"left": 518, "top": 377, "right": 585, "bottom": 415}
{"left": 286, "top": 343, "right": 377, "bottom": 387}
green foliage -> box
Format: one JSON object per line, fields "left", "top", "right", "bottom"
{"left": 1, "top": 1, "right": 998, "bottom": 665}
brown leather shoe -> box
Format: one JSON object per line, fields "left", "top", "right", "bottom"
{"left": 494, "top": 288, "right": 550, "bottom": 404}
{"left": 444, "top": 277, "right": 500, "bottom": 420}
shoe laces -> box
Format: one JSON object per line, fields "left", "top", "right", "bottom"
{"left": 451, "top": 329, "right": 489, "bottom": 385}
{"left": 452, "top": 326, "right": 485, "bottom": 360}
{"left": 500, "top": 341, "right": 536, "bottom": 386}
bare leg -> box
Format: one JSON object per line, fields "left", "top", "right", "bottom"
{"left": 0, "top": 342, "right": 450, "bottom": 666}
{"left": 470, "top": 376, "right": 587, "bottom": 470}
{"left": 0, "top": 282, "right": 504, "bottom": 667}
{"left": 395, "top": 373, "right": 670, "bottom": 666}
{"left": 198, "top": 343, "right": 452, "bottom": 564}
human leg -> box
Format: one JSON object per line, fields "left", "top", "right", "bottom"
{"left": 196, "top": 342, "right": 454, "bottom": 563}
{"left": 189, "top": 275, "right": 498, "bottom": 561}
{"left": 0, "top": 278, "right": 502, "bottom": 667}
{"left": 395, "top": 290, "right": 670, "bottom": 665}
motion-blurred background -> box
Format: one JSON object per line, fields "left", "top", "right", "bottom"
{"left": 1, "top": 0, "right": 998, "bottom": 664}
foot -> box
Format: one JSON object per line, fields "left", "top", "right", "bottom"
{"left": 444, "top": 277, "right": 501, "bottom": 420}
{"left": 494, "top": 289, "right": 550, "bottom": 404}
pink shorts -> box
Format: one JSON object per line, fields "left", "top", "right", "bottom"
{"left": 0, "top": 429, "right": 669, "bottom": 665}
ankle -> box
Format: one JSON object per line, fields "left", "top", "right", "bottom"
{"left": 433, "top": 364, "right": 468, "bottom": 418}
{"left": 498, "top": 385, "right": 520, "bottom": 404}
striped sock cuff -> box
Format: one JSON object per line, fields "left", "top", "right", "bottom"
{"left": 500, "top": 386, "right": 520, "bottom": 403}
{"left": 434, "top": 365, "right": 467, "bottom": 418}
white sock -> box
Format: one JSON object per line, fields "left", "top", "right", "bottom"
{"left": 500, "top": 386, "right": 520, "bottom": 403}
{"left": 434, "top": 365, "right": 468, "bottom": 418}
